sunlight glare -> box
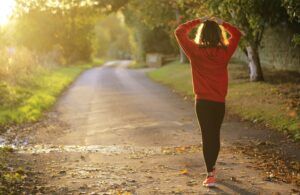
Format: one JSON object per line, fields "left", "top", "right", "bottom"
{"left": 0, "top": 0, "right": 15, "bottom": 26}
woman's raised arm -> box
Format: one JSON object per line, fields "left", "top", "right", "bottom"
{"left": 174, "top": 17, "right": 208, "bottom": 58}
{"left": 222, "top": 21, "right": 242, "bottom": 57}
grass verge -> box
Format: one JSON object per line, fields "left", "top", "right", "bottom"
{"left": 127, "top": 61, "right": 148, "bottom": 69}
{"left": 147, "top": 60, "right": 300, "bottom": 140}
{"left": 0, "top": 60, "right": 104, "bottom": 127}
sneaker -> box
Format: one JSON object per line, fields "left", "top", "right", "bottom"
{"left": 202, "top": 175, "right": 216, "bottom": 187}
{"left": 202, "top": 167, "right": 217, "bottom": 187}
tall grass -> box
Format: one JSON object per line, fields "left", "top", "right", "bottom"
{"left": 0, "top": 47, "right": 102, "bottom": 126}
{"left": 0, "top": 47, "right": 42, "bottom": 84}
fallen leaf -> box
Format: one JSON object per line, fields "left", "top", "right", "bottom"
{"left": 288, "top": 110, "right": 297, "bottom": 118}
{"left": 180, "top": 169, "right": 188, "bottom": 175}
{"left": 230, "top": 176, "right": 237, "bottom": 182}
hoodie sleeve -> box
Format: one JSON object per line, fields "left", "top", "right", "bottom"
{"left": 174, "top": 18, "right": 202, "bottom": 58}
{"left": 222, "top": 22, "right": 242, "bottom": 58}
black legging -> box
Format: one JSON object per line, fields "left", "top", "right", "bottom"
{"left": 195, "top": 99, "right": 225, "bottom": 173}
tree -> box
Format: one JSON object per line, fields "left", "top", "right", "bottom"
{"left": 122, "top": 0, "right": 177, "bottom": 62}
{"left": 282, "top": 0, "right": 300, "bottom": 45}
{"left": 119, "top": 0, "right": 201, "bottom": 63}
{"left": 217, "top": 0, "right": 288, "bottom": 81}
{"left": 13, "top": 0, "right": 195, "bottom": 63}
{"left": 13, "top": 0, "right": 144, "bottom": 63}
{"left": 14, "top": 0, "right": 100, "bottom": 63}
{"left": 180, "top": 0, "right": 287, "bottom": 81}
{"left": 94, "top": 13, "right": 132, "bottom": 59}
{"left": 282, "top": 0, "right": 300, "bottom": 22}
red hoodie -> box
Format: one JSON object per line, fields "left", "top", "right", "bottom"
{"left": 174, "top": 19, "right": 242, "bottom": 103}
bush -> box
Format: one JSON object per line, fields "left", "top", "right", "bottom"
{"left": 0, "top": 47, "right": 41, "bottom": 84}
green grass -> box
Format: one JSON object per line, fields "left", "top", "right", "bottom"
{"left": 127, "top": 61, "right": 148, "bottom": 69}
{"left": 0, "top": 60, "right": 103, "bottom": 127}
{"left": 88, "top": 58, "right": 105, "bottom": 67}
{"left": 147, "top": 61, "right": 194, "bottom": 97}
{"left": 147, "top": 60, "right": 300, "bottom": 140}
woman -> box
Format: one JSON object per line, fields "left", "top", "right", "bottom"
{"left": 174, "top": 16, "right": 242, "bottom": 187}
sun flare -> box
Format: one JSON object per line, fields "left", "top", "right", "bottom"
{"left": 0, "top": 0, "right": 16, "bottom": 26}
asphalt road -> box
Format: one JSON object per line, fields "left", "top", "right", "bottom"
{"left": 15, "top": 61, "right": 297, "bottom": 194}
{"left": 54, "top": 60, "right": 200, "bottom": 147}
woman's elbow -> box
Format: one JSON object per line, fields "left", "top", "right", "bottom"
{"left": 174, "top": 27, "right": 183, "bottom": 36}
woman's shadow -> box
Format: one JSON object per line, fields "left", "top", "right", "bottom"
{"left": 184, "top": 158, "right": 258, "bottom": 195}
{"left": 201, "top": 180, "right": 257, "bottom": 195}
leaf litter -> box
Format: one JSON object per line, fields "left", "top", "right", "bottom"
{"left": 230, "top": 140, "right": 300, "bottom": 187}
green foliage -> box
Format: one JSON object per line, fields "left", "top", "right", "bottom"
{"left": 14, "top": 1, "right": 99, "bottom": 64}
{"left": 123, "top": 1, "right": 177, "bottom": 61}
{"left": 177, "top": 0, "right": 210, "bottom": 18}
{"left": 127, "top": 61, "right": 147, "bottom": 69}
{"left": 94, "top": 14, "right": 132, "bottom": 59}
{"left": 0, "top": 28, "right": 9, "bottom": 48}
{"left": 11, "top": 0, "right": 300, "bottom": 62}
{"left": 282, "top": 0, "right": 300, "bottom": 22}
{"left": 13, "top": 0, "right": 138, "bottom": 62}
{"left": 292, "top": 34, "right": 300, "bottom": 46}
{"left": 199, "top": 0, "right": 285, "bottom": 47}
{"left": 2, "top": 173, "right": 25, "bottom": 184}
{"left": 90, "top": 58, "right": 105, "bottom": 67}
{"left": 0, "top": 82, "right": 31, "bottom": 108}
{"left": 0, "top": 146, "right": 14, "bottom": 154}
{"left": 125, "top": 0, "right": 177, "bottom": 29}
{"left": 282, "top": 0, "right": 300, "bottom": 45}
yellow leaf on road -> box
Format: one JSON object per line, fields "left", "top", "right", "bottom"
{"left": 117, "top": 191, "right": 132, "bottom": 195}
{"left": 180, "top": 169, "right": 188, "bottom": 175}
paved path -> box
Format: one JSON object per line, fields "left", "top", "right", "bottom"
{"left": 13, "top": 61, "right": 298, "bottom": 194}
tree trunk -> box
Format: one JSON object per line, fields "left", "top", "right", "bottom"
{"left": 246, "top": 45, "right": 264, "bottom": 81}
{"left": 175, "top": 8, "right": 188, "bottom": 64}
{"left": 179, "top": 49, "right": 188, "bottom": 63}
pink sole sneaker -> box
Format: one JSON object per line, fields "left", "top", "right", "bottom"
{"left": 202, "top": 176, "right": 217, "bottom": 187}
{"left": 203, "top": 168, "right": 217, "bottom": 187}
